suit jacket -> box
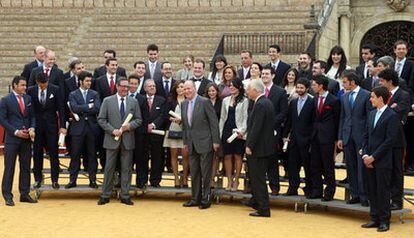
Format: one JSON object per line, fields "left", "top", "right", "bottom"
{"left": 219, "top": 96, "right": 249, "bottom": 139}
{"left": 389, "top": 87, "right": 411, "bottom": 148}
{"left": 327, "top": 78, "right": 340, "bottom": 97}
{"left": 181, "top": 95, "right": 220, "bottom": 154}
{"left": 283, "top": 95, "right": 315, "bottom": 148}
{"left": 68, "top": 89, "right": 101, "bottom": 136}
{"left": 63, "top": 71, "right": 72, "bottom": 80}
{"left": 144, "top": 61, "right": 162, "bottom": 81}
{"left": 362, "top": 107, "right": 399, "bottom": 169}
{"left": 190, "top": 76, "right": 210, "bottom": 96}
{"left": 267, "top": 84, "right": 288, "bottom": 138}
{"left": 141, "top": 95, "right": 167, "bottom": 132}
{"left": 93, "top": 74, "right": 119, "bottom": 100}
{"left": 133, "top": 93, "right": 147, "bottom": 135}
{"left": 237, "top": 67, "right": 251, "bottom": 80}
{"left": 155, "top": 78, "right": 176, "bottom": 99}
{"left": 360, "top": 76, "right": 379, "bottom": 91}
{"left": 93, "top": 65, "right": 127, "bottom": 79}
{"left": 246, "top": 95, "right": 276, "bottom": 157}
{"left": 64, "top": 76, "right": 79, "bottom": 100}
{"left": 28, "top": 65, "right": 65, "bottom": 96}
{"left": 27, "top": 84, "right": 65, "bottom": 128}
{"left": 21, "top": 60, "right": 41, "bottom": 82}
{"left": 312, "top": 93, "right": 340, "bottom": 144}
{"left": 265, "top": 61, "right": 291, "bottom": 86}
{"left": 98, "top": 94, "right": 142, "bottom": 150}
{"left": 0, "top": 93, "right": 35, "bottom": 144}
{"left": 399, "top": 59, "right": 414, "bottom": 87}
{"left": 338, "top": 87, "right": 372, "bottom": 146}
{"left": 298, "top": 68, "right": 313, "bottom": 81}
{"left": 356, "top": 63, "right": 368, "bottom": 79}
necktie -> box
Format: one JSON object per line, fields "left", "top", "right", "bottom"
{"left": 17, "top": 95, "right": 25, "bottom": 115}
{"left": 147, "top": 97, "right": 153, "bottom": 111}
{"left": 349, "top": 91, "right": 355, "bottom": 109}
{"left": 374, "top": 110, "right": 381, "bottom": 127}
{"left": 317, "top": 95, "right": 324, "bottom": 114}
{"left": 372, "top": 76, "right": 378, "bottom": 88}
{"left": 45, "top": 68, "right": 50, "bottom": 77}
{"left": 120, "top": 97, "right": 125, "bottom": 119}
{"left": 109, "top": 75, "right": 115, "bottom": 94}
{"left": 396, "top": 62, "right": 402, "bottom": 76}
{"left": 40, "top": 89, "right": 46, "bottom": 105}
{"left": 297, "top": 98, "right": 304, "bottom": 115}
{"left": 83, "top": 90, "right": 87, "bottom": 103}
{"left": 76, "top": 76, "right": 79, "bottom": 87}
{"left": 265, "top": 87, "right": 270, "bottom": 98}
{"left": 187, "top": 100, "right": 193, "bottom": 127}
{"left": 164, "top": 80, "right": 169, "bottom": 94}
{"left": 150, "top": 63, "right": 155, "bottom": 78}
{"left": 129, "top": 93, "right": 135, "bottom": 97}
{"left": 387, "top": 92, "right": 393, "bottom": 105}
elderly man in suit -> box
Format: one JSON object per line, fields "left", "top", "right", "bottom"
{"left": 337, "top": 69, "right": 372, "bottom": 206}
{"left": 93, "top": 49, "right": 126, "bottom": 79}
{"left": 181, "top": 80, "right": 220, "bottom": 209}
{"left": 97, "top": 77, "right": 142, "bottom": 206}
{"left": 28, "top": 50, "right": 64, "bottom": 92}
{"left": 21, "top": 45, "right": 45, "bottom": 82}
{"left": 0, "top": 76, "right": 37, "bottom": 206}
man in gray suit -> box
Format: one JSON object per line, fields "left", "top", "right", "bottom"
{"left": 144, "top": 44, "right": 162, "bottom": 81}
{"left": 338, "top": 69, "right": 372, "bottom": 207}
{"left": 181, "top": 80, "right": 220, "bottom": 209}
{"left": 97, "top": 77, "right": 142, "bottom": 206}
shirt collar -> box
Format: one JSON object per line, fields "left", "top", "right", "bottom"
{"left": 80, "top": 88, "right": 88, "bottom": 94}
{"left": 36, "top": 59, "right": 43, "bottom": 67}
{"left": 163, "top": 77, "right": 172, "bottom": 82}
{"left": 117, "top": 93, "right": 125, "bottom": 102}
{"left": 396, "top": 57, "right": 406, "bottom": 65}
{"left": 351, "top": 86, "right": 360, "bottom": 94}
{"left": 13, "top": 91, "right": 22, "bottom": 97}
{"left": 106, "top": 72, "right": 115, "bottom": 79}
{"left": 319, "top": 91, "right": 329, "bottom": 98}
{"left": 378, "top": 105, "right": 388, "bottom": 114}
{"left": 272, "top": 60, "right": 280, "bottom": 68}
{"left": 391, "top": 86, "right": 399, "bottom": 95}
{"left": 299, "top": 94, "right": 308, "bottom": 101}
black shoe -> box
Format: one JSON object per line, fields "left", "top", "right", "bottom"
{"left": 150, "top": 184, "right": 161, "bottom": 188}
{"left": 390, "top": 202, "right": 402, "bottom": 210}
{"left": 120, "top": 198, "right": 134, "bottom": 205}
{"left": 346, "top": 198, "right": 360, "bottom": 204}
{"left": 97, "top": 197, "right": 110, "bottom": 205}
{"left": 339, "top": 177, "right": 348, "bottom": 184}
{"left": 270, "top": 190, "right": 279, "bottom": 196}
{"left": 114, "top": 182, "right": 121, "bottom": 188}
{"left": 283, "top": 190, "right": 298, "bottom": 196}
{"left": 361, "top": 200, "right": 369, "bottom": 207}
{"left": 33, "top": 181, "right": 42, "bottom": 189}
{"left": 377, "top": 223, "right": 390, "bottom": 232}
{"left": 199, "top": 202, "right": 211, "bottom": 209}
{"left": 361, "top": 220, "right": 379, "bottom": 228}
{"left": 182, "top": 184, "right": 189, "bottom": 188}
{"left": 321, "top": 197, "right": 333, "bottom": 202}
{"left": 183, "top": 200, "right": 200, "bottom": 207}
{"left": 249, "top": 211, "right": 270, "bottom": 217}
{"left": 65, "top": 182, "right": 77, "bottom": 189}
{"left": 5, "top": 198, "right": 14, "bottom": 206}
{"left": 308, "top": 194, "right": 322, "bottom": 199}
{"left": 136, "top": 183, "right": 145, "bottom": 189}
{"left": 89, "top": 182, "right": 98, "bottom": 189}
{"left": 20, "top": 195, "right": 37, "bottom": 203}
{"left": 52, "top": 182, "right": 60, "bottom": 189}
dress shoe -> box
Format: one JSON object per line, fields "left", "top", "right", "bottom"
{"left": 361, "top": 200, "right": 369, "bottom": 207}
{"left": 150, "top": 184, "right": 161, "bottom": 188}
{"left": 20, "top": 195, "right": 37, "bottom": 203}
{"left": 321, "top": 197, "right": 333, "bottom": 202}
{"left": 52, "top": 182, "right": 60, "bottom": 189}
{"left": 283, "top": 190, "right": 298, "bottom": 196}
{"left": 346, "top": 198, "right": 360, "bottom": 204}
{"left": 377, "top": 223, "right": 390, "bottom": 232}
{"left": 249, "top": 211, "right": 270, "bottom": 217}
{"left": 270, "top": 190, "right": 279, "bottom": 196}
{"left": 89, "top": 181, "right": 98, "bottom": 189}
{"left": 339, "top": 177, "right": 348, "bottom": 184}
{"left": 136, "top": 183, "right": 145, "bottom": 189}
{"left": 65, "top": 182, "right": 77, "bottom": 189}
{"left": 97, "top": 197, "right": 110, "bottom": 205}
{"left": 5, "top": 199, "right": 15, "bottom": 206}
{"left": 120, "top": 198, "right": 134, "bottom": 205}
{"left": 199, "top": 202, "right": 211, "bottom": 209}
{"left": 405, "top": 167, "right": 414, "bottom": 175}
{"left": 183, "top": 200, "right": 200, "bottom": 207}
{"left": 182, "top": 184, "right": 189, "bottom": 188}
{"left": 390, "top": 202, "right": 402, "bottom": 210}
{"left": 33, "top": 181, "right": 42, "bottom": 189}
{"left": 308, "top": 194, "right": 322, "bottom": 199}
{"left": 361, "top": 220, "right": 379, "bottom": 228}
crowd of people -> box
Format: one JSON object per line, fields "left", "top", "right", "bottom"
{"left": 1, "top": 40, "right": 414, "bottom": 232}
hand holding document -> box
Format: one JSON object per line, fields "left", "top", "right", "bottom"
{"left": 114, "top": 113, "right": 133, "bottom": 141}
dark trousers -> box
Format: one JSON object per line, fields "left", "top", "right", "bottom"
{"left": 68, "top": 125, "right": 98, "bottom": 183}
{"left": 344, "top": 138, "right": 367, "bottom": 202}
{"left": 266, "top": 155, "right": 280, "bottom": 192}
{"left": 288, "top": 144, "right": 311, "bottom": 193}
{"left": 33, "top": 124, "right": 60, "bottom": 182}
{"left": 2, "top": 140, "right": 32, "bottom": 200}
{"left": 310, "top": 139, "right": 336, "bottom": 198}
{"left": 188, "top": 144, "right": 213, "bottom": 204}
{"left": 367, "top": 167, "right": 391, "bottom": 224}
{"left": 404, "top": 117, "right": 414, "bottom": 169}
{"left": 248, "top": 156, "right": 270, "bottom": 213}
{"left": 391, "top": 148, "right": 404, "bottom": 206}
{"left": 136, "top": 134, "right": 164, "bottom": 186}
{"left": 134, "top": 133, "right": 145, "bottom": 185}
{"left": 97, "top": 129, "right": 106, "bottom": 169}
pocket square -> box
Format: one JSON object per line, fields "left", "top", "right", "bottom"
{"left": 324, "top": 105, "right": 332, "bottom": 110}
{"left": 156, "top": 107, "right": 160, "bottom": 110}
{"left": 49, "top": 94, "right": 54, "bottom": 99}
{"left": 89, "top": 99, "right": 94, "bottom": 102}
{"left": 27, "top": 103, "right": 31, "bottom": 107}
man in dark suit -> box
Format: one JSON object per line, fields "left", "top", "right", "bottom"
{"left": 337, "top": 69, "right": 372, "bottom": 206}
{"left": 265, "top": 44, "right": 291, "bottom": 86}
{"left": 312, "top": 60, "right": 340, "bottom": 96}
{"left": 0, "top": 76, "right": 37, "bottom": 206}
{"left": 181, "top": 80, "right": 220, "bottom": 209}
{"left": 63, "top": 57, "right": 81, "bottom": 80}
{"left": 237, "top": 50, "right": 253, "bottom": 80}
{"left": 27, "top": 72, "right": 66, "bottom": 189}
{"left": 133, "top": 61, "right": 149, "bottom": 95}
{"left": 244, "top": 79, "right": 276, "bottom": 217}
{"left": 309, "top": 75, "right": 340, "bottom": 201}
{"left": 283, "top": 78, "right": 315, "bottom": 196}
{"left": 135, "top": 79, "right": 166, "bottom": 188}
{"left": 144, "top": 44, "right": 162, "bottom": 81}
{"left": 155, "top": 61, "right": 175, "bottom": 99}
{"left": 394, "top": 40, "right": 413, "bottom": 87}
{"left": 360, "top": 58, "right": 380, "bottom": 91}
{"left": 378, "top": 68, "right": 410, "bottom": 210}
{"left": 361, "top": 86, "right": 399, "bottom": 232}
{"left": 297, "top": 52, "right": 313, "bottom": 81}
{"left": 93, "top": 49, "right": 126, "bottom": 79}
{"left": 261, "top": 66, "right": 288, "bottom": 195}
{"left": 65, "top": 71, "right": 101, "bottom": 189}
{"left": 356, "top": 44, "right": 376, "bottom": 79}
{"left": 21, "top": 45, "right": 45, "bottom": 82}
{"left": 190, "top": 59, "right": 211, "bottom": 96}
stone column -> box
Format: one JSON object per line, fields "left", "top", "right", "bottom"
{"left": 338, "top": 0, "right": 351, "bottom": 60}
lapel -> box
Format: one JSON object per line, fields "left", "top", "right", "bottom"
{"left": 33, "top": 86, "right": 40, "bottom": 105}
{"left": 45, "top": 85, "right": 53, "bottom": 107}
{"left": 189, "top": 96, "right": 200, "bottom": 127}
{"left": 113, "top": 95, "right": 122, "bottom": 122}
{"left": 389, "top": 88, "right": 399, "bottom": 105}
{"left": 372, "top": 108, "right": 388, "bottom": 133}
{"left": 10, "top": 93, "right": 24, "bottom": 117}
{"left": 103, "top": 76, "right": 111, "bottom": 93}
{"left": 298, "top": 96, "right": 309, "bottom": 117}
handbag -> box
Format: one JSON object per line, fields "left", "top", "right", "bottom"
{"left": 168, "top": 130, "right": 183, "bottom": 139}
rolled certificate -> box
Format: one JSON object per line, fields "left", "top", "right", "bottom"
{"left": 67, "top": 101, "right": 80, "bottom": 121}
{"left": 115, "top": 113, "right": 133, "bottom": 141}
{"left": 169, "top": 110, "right": 181, "bottom": 120}
{"left": 28, "top": 128, "right": 35, "bottom": 142}
{"left": 58, "top": 133, "right": 65, "bottom": 146}
{"left": 282, "top": 140, "right": 289, "bottom": 152}
{"left": 151, "top": 129, "right": 166, "bottom": 136}
{"left": 227, "top": 132, "right": 238, "bottom": 143}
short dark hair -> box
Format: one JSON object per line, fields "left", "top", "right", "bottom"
{"left": 104, "top": 49, "right": 116, "bottom": 57}
{"left": 251, "top": 62, "right": 263, "bottom": 72}
{"left": 35, "top": 72, "right": 48, "bottom": 83}
{"left": 394, "top": 40, "right": 408, "bottom": 49}
{"left": 78, "top": 71, "right": 93, "bottom": 82}
{"left": 12, "top": 76, "right": 26, "bottom": 88}
{"left": 133, "top": 61, "right": 146, "bottom": 69}
{"left": 105, "top": 58, "right": 117, "bottom": 66}
{"left": 262, "top": 65, "right": 276, "bottom": 75}
{"left": 147, "top": 44, "right": 159, "bottom": 52}
{"left": 300, "top": 51, "right": 312, "bottom": 59}
{"left": 314, "top": 60, "right": 327, "bottom": 70}
{"left": 69, "top": 59, "right": 82, "bottom": 70}
{"left": 361, "top": 44, "right": 376, "bottom": 54}
{"left": 161, "top": 61, "right": 171, "bottom": 69}
{"left": 269, "top": 44, "right": 281, "bottom": 53}
{"left": 312, "top": 74, "right": 329, "bottom": 90}
{"left": 116, "top": 77, "right": 128, "bottom": 86}
{"left": 378, "top": 68, "right": 399, "bottom": 86}
{"left": 128, "top": 73, "right": 140, "bottom": 81}
{"left": 296, "top": 77, "right": 310, "bottom": 88}
{"left": 372, "top": 86, "right": 390, "bottom": 104}
{"left": 194, "top": 59, "right": 205, "bottom": 69}
{"left": 342, "top": 69, "right": 361, "bottom": 86}
{"left": 240, "top": 50, "right": 252, "bottom": 58}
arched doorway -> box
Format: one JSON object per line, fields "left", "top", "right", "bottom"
{"left": 360, "top": 21, "right": 414, "bottom": 62}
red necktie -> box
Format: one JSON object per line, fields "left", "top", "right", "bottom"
{"left": 147, "top": 97, "right": 153, "bottom": 111}
{"left": 387, "top": 92, "right": 393, "bottom": 105}
{"left": 265, "top": 87, "right": 270, "bottom": 98}
{"left": 109, "top": 75, "right": 115, "bottom": 94}
{"left": 17, "top": 95, "right": 25, "bottom": 115}
{"left": 317, "top": 95, "right": 324, "bottom": 114}
{"left": 45, "top": 68, "right": 50, "bottom": 77}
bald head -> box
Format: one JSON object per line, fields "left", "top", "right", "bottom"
{"left": 34, "top": 45, "right": 46, "bottom": 62}
{"left": 184, "top": 80, "right": 196, "bottom": 100}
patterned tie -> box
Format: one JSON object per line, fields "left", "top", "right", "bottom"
{"left": 147, "top": 96, "right": 153, "bottom": 111}
{"left": 109, "top": 75, "right": 115, "bottom": 94}
{"left": 396, "top": 62, "right": 402, "bottom": 76}
{"left": 187, "top": 100, "right": 193, "bottom": 127}
{"left": 45, "top": 68, "right": 50, "bottom": 77}
{"left": 17, "top": 95, "right": 25, "bottom": 115}
{"left": 120, "top": 97, "right": 125, "bottom": 119}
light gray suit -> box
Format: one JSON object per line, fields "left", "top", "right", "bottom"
{"left": 144, "top": 61, "right": 162, "bottom": 81}
{"left": 98, "top": 94, "right": 142, "bottom": 199}
{"left": 181, "top": 95, "right": 220, "bottom": 204}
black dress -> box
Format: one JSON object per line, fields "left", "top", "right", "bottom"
{"left": 222, "top": 106, "right": 245, "bottom": 155}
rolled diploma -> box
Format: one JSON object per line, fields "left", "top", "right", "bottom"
{"left": 58, "top": 133, "right": 65, "bottom": 146}
{"left": 67, "top": 101, "right": 80, "bottom": 121}
{"left": 227, "top": 132, "right": 238, "bottom": 143}
{"left": 114, "top": 113, "right": 133, "bottom": 141}
{"left": 169, "top": 110, "right": 181, "bottom": 120}
{"left": 151, "top": 129, "right": 166, "bottom": 136}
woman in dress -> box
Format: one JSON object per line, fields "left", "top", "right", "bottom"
{"left": 219, "top": 78, "right": 249, "bottom": 191}
{"left": 208, "top": 55, "right": 227, "bottom": 85}
{"left": 281, "top": 68, "right": 299, "bottom": 102}
{"left": 218, "top": 65, "right": 237, "bottom": 99}
{"left": 163, "top": 80, "right": 189, "bottom": 187}
{"left": 175, "top": 55, "right": 194, "bottom": 80}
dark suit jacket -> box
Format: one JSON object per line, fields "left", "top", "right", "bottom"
{"left": 0, "top": 93, "right": 35, "bottom": 144}
{"left": 356, "top": 63, "right": 368, "bottom": 79}
{"left": 63, "top": 71, "right": 72, "bottom": 80}
{"left": 93, "top": 65, "right": 126, "bottom": 79}
{"left": 133, "top": 93, "right": 147, "bottom": 135}
{"left": 190, "top": 76, "right": 210, "bottom": 96}
{"left": 21, "top": 60, "right": 41, "bottom": 82}
{"left": 399, "top": 59, "right": 414, "bottom": 87}
{"left": 246, "top": 95, "right": 276, "bottom": 157}
{"left": 213, "top": 99, "right": 222, "bottom": 120}
{"left": 265, "top": 61, "right": 291, "bottom": 86}
{"left": 28, "top": 65, "right": 65, "bottom": 95}
{"left": 362, "top": 107, "right": 399, "bottom": 169}
{"left": 155, "top": 78, "right": 176, "bottom": 99}
{"left": 93, "top": 74, "right": 119, "bottom": 100}
{"left": 298, "top": 68, "right": 313, "bottom": 81}
{"left": 388, "top": 87, "right": 411, "bottom": 148}
{"left": 267, "top": 84, "right": 288, "bottom": 138}
{"left": 64, "top": 76, "right": 79, "bottom": 100}
{"left": 141, "top": 95, "right": 166, "bottom": 133}
{"left": 68, "top": 89, "right": 101, "bottom": 136}
{"left": 327, "top": 78, "right": 340, "bottom": 97}
{"left": 237, "top": 67, "right": 251, "bottom": 80}
{"left": 360, "top": 76, "right": 379, "bottom": 91}
{"left": 338, "top": 88, "right": 372, "bottom": 146}
{"left": 27, "top": 84, "right": 65, "bottom": 129}
{"left": 312, "top": 93, "right": 340, "bottom": 144}
{"left": 144, "top": 61, "right": 162, "bottom": 81}
{"left": 283, "top": 95, "right": 315, "bottom": 148}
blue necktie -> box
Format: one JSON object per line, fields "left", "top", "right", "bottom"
{"left": 164, "top": 80, "right": 169, "bottom": 94}
{"left": 349, "top": 91, "right": 355, "bottom": 109}
{"left": 374, "top": 110, "right": 381, "bottom": 127}
{"left": 83, "top": 90, "right": 87, "bottom": 104}
{"left": 120, "top": 98, "right": 125, "bottom": 119}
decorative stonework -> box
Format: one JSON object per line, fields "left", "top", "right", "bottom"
{"left": 386, "top": 0, "right": 410, "bottom": 12}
